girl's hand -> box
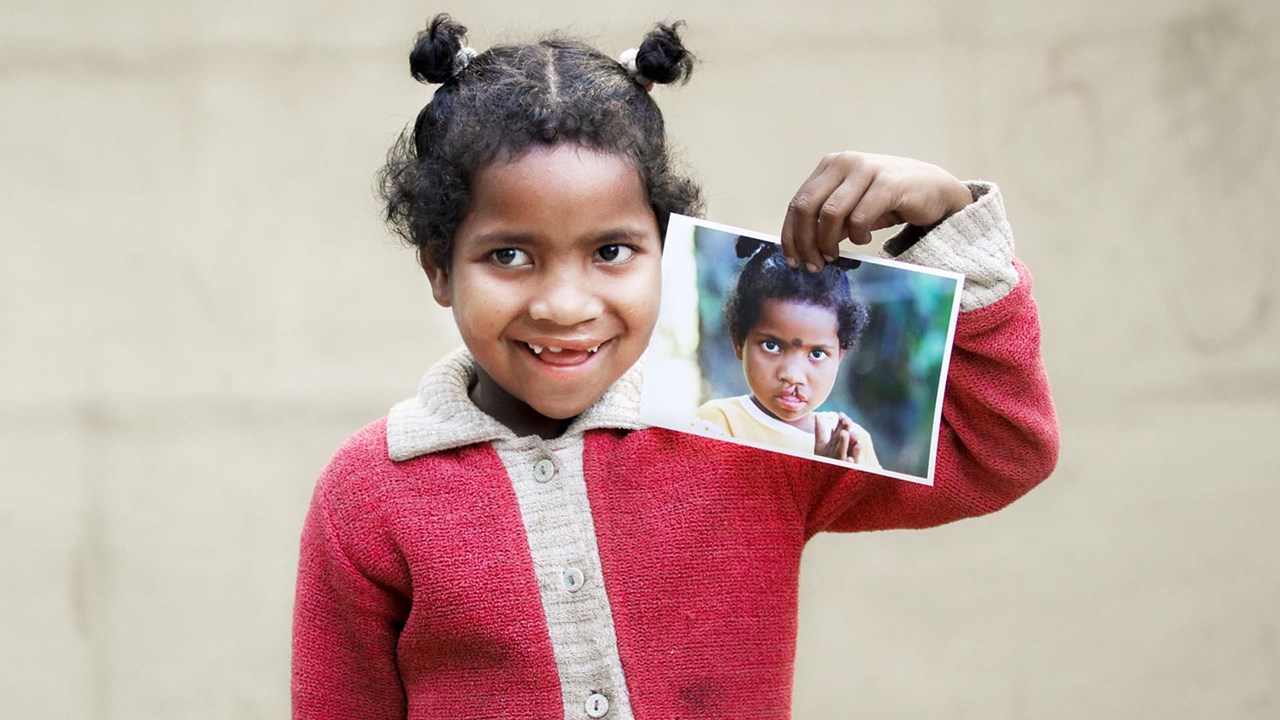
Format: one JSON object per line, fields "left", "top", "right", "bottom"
{"left": 814, "top": 412, "right": 863, "bottom": 464}
{"left": 781, "top": 151, "right": 973, "bottom": 271}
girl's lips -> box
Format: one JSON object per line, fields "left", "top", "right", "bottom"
{"left": 774, "top": 392, "right": 807, "bottom": 411}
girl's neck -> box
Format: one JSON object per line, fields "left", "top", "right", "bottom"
{"left": 470, "top": 367, "right": 572, "bottom": 440}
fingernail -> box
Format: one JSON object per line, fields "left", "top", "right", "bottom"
{"left": 786, "top": 256, "right": 799, "bottom": 269}
{"left": 805, "top": 263, "right": 819, "bottom": 273}
{"left": 823, "top": 255, "right": 837, "bottom": 262}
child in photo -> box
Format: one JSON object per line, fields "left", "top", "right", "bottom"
{"left": 697, "top": 241, "right": 881, "bottom": 467}
{"left": 293, "top": 14, "right": 1059, "bottom": 719}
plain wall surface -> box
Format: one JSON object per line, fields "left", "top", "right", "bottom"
{"left": 3, "top": 0, "right": 1277, "bottom": 717}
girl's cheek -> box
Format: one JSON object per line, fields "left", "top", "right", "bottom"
{"left": 624, "top": 283, "right": 661, "bottom": 318}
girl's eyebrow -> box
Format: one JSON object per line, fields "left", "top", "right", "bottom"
{"left": 470, "top": 230, "right": 537, "bottom": 246}
{"left": 470, "top": 227, "right": 650, "bottom": 247}
{"left": 590, "top": 228, "right": 650, "bottom": 244}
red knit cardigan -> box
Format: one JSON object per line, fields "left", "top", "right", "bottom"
{"left": 293, "top": 263, "right": 1058, "bottom": 719}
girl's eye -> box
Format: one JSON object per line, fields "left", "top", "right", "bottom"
{"left": 490, "top": 248, "right": 532, "bottom": 267}
{"left": 761, "top": 340, "right": 781, "bottom": 353}
{"left": 596, "top": 244, "right": 635, "bottom": 264}
{"left": 809, "top": 348, "right": 829, "bottom": 360}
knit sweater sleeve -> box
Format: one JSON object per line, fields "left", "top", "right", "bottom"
{"left": 293, "top": 422, "right": 411, "bottom": 719}
{"left": 797, "top": 183, "right": 1059, "bottom": 536}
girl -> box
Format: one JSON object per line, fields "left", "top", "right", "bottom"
{"left": 697, "top": 242, "right": 882, "bottom": 468}
{"left": 293, "top": 14, "right": 1058, "bottom": 720}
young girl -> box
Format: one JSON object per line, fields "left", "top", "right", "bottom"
{"left": 293, "top": 14, "right": 1058, "bottom": 720}
{"left": 697, "top": 242, "right": 881, "bottom": 467}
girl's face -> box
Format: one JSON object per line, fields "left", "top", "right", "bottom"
{"left": 735, "top": 298, "right": 845, "bottom": 430}
{"left": 422, "top": 145, "right": 662, "bottom": 437}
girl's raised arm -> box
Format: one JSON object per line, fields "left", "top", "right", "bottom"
{"left": 780, "top": 157, "right": 1059, "bottom": 535}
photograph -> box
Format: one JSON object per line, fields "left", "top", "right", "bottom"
{"left": 641, "top": 214, "right": 964, "bottom": 484}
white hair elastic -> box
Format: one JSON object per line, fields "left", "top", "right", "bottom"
{"left": 453, "top": 46, "right": 477, "bottom": 76}
{"left": 618, "top": 47, "right": 654, "bottom": 90}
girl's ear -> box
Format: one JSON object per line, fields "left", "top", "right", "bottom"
{"left": 732, "top": 339, "right": 744, "bottom": 360}
{"left": 418, "top": 248, "right": 453, "bottom": 308}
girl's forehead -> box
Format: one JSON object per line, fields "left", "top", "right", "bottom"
{"left": 753, "top": 298, "right": 840, "bottom": 337}
{"left": 473, "top": 145, "right": 638, "bottom": 187}
{"left": 459, "top": 145, "right": 656, "bottom": 242}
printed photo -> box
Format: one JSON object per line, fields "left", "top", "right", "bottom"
{"left": 641, "top": 214, "right": 965, "bottom": 485}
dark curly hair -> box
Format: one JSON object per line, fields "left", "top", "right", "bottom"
{"left": 724, "top": 239, "right": 868, "bottom": 352}
{"left": 378, "top": 14, "right": 705, "bottom": 269}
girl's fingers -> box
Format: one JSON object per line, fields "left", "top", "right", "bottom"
{"left": 836, "top": 428, "right": 851, "bottom": 460}
{"left": 847, "top": 429, "right": 861, "bottom": 463}
{"left": 834, "top": 414, "right": 852, "bottom": 459}
{"left": 813, "top": 174, "right": 875, "bottom": 262}
{"left": 835, "top": 414, "right": 859, "bottom": 462}
{"left": 813, "top": 414, "right": 832, "bottom": 444}
{"left": 812, "top": 414, "right": 835, "bottom": 456}
{"left": 780, "top": 157, "right": 832, "bottom": 269}
{"left": 844, "top": 176, "right": 899, "bottom": 247}
{"left": 782, "top": 156, "right": 845, "bottom": 271}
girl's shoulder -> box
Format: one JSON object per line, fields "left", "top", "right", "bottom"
{"left": 324, "top": 417, "right": 392, "bottom": 471}
{"left": 313, "top": 418, "right": 399, "bottom": 508}
{"left": 316, "top": 417, "right": 495, "bottom": 502}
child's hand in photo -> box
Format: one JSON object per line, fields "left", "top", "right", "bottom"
{"left": 781, "top": 151, "right": 973, "bottom": 271}
{"left": 814, "top": 412, "right": 863, "bottom": 464}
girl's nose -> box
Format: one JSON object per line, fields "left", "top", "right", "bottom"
{"left": 528, "top": 272, "right": 605, "bottom": 326}
{"left": 777, "top": 356, "right": 804, "bottom": 384}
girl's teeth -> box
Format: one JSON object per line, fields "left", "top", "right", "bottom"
{"left": 527, "top": 343, "right": 602, "bottom": 356}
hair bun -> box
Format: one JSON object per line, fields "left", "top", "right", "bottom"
{"left": 410, "top": 13, "right": 469, "bottom": 84}
{"left": 735, "top": 236, "right": 769, "bottom": 260}
{"left": 635, "top": 20, "right": 696, "bottom": 85}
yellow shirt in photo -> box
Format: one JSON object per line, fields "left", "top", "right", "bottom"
{"left": 695, "top": 395, "right": 881, "bottom": 469}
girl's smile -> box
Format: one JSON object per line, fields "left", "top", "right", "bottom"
{"left": 421, "top": 145, "right": 663, "bottom": 438}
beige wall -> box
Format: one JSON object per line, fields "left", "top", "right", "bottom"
{"left": 3, "top": 0, "right": 1277, "bottom": 717}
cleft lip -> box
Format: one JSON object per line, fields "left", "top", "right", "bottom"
{"left": 776, "top": 388, "right": 808, "bottom": 404}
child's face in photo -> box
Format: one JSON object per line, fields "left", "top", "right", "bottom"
{"left": 423, "top": 145, "right": 663, "bottom": 430}
{"left": 735, "top": 299, "right": 844, "bottom": 428}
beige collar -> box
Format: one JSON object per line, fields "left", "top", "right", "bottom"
{"left": 386, "top": 346, "right": 648, "bottom": 461}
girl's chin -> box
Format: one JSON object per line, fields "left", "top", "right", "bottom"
{"left": 762, "top": 405, "right": 812, "bottom": 426}
{"left": 528, "top": 398, "right": 593, "bottom": 420}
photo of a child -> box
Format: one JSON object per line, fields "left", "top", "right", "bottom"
{"left": 696, "top": 238, "right": 881, "bottom": 468}
{"left": 642, "top": 215, "right": 964, "bottom": 484}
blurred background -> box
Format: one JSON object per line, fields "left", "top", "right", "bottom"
{"left": 2, "top": 0, "right": 1276, "bottom": 717}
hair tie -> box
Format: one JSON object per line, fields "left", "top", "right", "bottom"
{"left": 453, "top": 46, "right": 477, "bottom": 77}
{"left": 618, "top": 48, "right": 654, "bottom": 90}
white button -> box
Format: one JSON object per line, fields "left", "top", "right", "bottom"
{"left": 585, "top": 692, "right": 609, "bottom": 718}
{"left": 562, "top": 567, "right": 585, "bottom": 592}
{"left": 533, "top": 458, "right": 556, "bottom": 483}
